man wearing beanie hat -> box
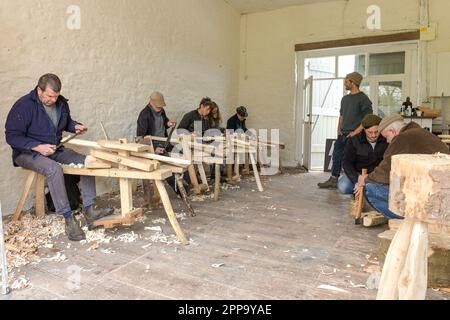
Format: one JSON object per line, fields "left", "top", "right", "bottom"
{"left": 337, "top": 114, "right": 388, "bottom": 195}
{"left": 357, "top": 115, "right": 449, "bottom": 219}
{"left": 318, "top": 72, "right": 373, "bottom": 189}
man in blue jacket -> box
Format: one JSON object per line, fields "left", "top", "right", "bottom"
{"left": 227, "top": 106, "right": 248, "bottom": 133}
{"left": 5, "top": 74, "right": 112, "bottom": 241}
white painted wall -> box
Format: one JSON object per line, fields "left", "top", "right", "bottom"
{"left": 238, "top": 0, "right": 450, "bottom": 166}
{"left": 0, "top": 0, "right": 240, "bottom": 215}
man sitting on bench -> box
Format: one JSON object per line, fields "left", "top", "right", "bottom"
{"left": 5, "top": 74, "right": 112, "bottom": 241}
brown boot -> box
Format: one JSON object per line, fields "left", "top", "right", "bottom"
{"left": 317, "top": 176, "right": 338, "bottom": 189}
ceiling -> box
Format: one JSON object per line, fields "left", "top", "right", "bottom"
{"left": 224, "top": 0, "right": 338, "bottom": 14}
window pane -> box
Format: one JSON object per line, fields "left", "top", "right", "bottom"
{"left": 305, "top": 56, "right": 336, "bottom": 79}
{"left": 338, "top": 55, "right": 366, "bottom": 78}
{"left": 378, "top": 81, "right": 403, "bottom": 117}
{"left": 360, "top": 82, "right": 370, "bottom": 97}
{"left": 369, "top": 52, "right": 405, "bottom": 75}
{"left": 312, "top": 79, "right": 343, "bottom": 115}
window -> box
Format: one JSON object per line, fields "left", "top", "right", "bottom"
{"left": 369, "top": 52, "right": 405, "bottom": 75}
{"left": 338, "top": 54, "right": 366, "bottom": 78}
{"left": 305, "top": 57, "right": 336, "bottom": 79}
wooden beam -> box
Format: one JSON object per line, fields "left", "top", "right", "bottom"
{"left": 131, "top": 152, "right": 191, "bottom": 167}
{"left": 97, "top": 140, "right": 152, "bottom": 153}
{"left": 117, "top": 143, "right": 133, "bottom": 216}
{"left": 62, "top": 167, "right": 172, "bottom": 180}
{"left": 295, "top": 31, "right": 420, "bottom": 52}
{"left": 67, "top": 139, "right": 101, "bottom": 148}
{"left": 214, "top": 164, "right": 221, "bottom": 201}
{"left": 91, "top": 150, "right": 156, "bottom": 172}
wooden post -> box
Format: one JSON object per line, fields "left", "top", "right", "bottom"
{"left": 175, "top": 174, "right": 195, "bottom": 217}
{"left": 377, "top": 218, "right": 415, "bottom": 300}
{"left": 182, "top": 136, "right": 201, "bottom": 195}
{"left": 118, "top": 139, "right": 133, "bottom": 216}
{"left": 398, "top": 221, "right": 429, "bottom": 300}
{"left": 154, "top": 180, "right": 189, "bottom": 245}
{"left": 249, "top": 153, "right": 264, "bottom": 192}
{"left": 197, "top": 163, "right": 210, "bottom": 192}
{"left": 13, "top": 171, "right": 36, "bottom": 221}
{"left": 214, "top": 164, "right": 221, "bottom": 201}
{"left": 35, "top": 174, "right": 46, "bottom": 218}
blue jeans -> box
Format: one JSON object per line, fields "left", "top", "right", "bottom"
{"left": 365, "top": 183, "right": 404, "bottom": 220}
{"left": 331, "top": 135, "right": 348, "bottom": 178}
{"left": 337, "top": 174, "right": 355, "bottom": 195}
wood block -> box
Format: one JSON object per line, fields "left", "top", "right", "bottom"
{"left": 91, "top": 149, "right": 156, "bottom": 172}
{"left": 84, "top": 155, "right": 112, "bottom": 169}
{"left": 94, "top": 209, "right": 143, "bottom": 229}
{"left": 131, "top": 152, "right": 190, "bottom": 167}
{"left": 97, "top": 140, "right": 152, "bottom": 152}
{"left": 390, "top": 154, "right": 450, "bottom": 225}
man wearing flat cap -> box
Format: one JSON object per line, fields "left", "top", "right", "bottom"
{"left": 319, "top": 72, "right": 373, "bottom": 189}
{"left": 338, "top": 114, "right": 388, "bottom": 195}
{"left": 357, "top": 115, "right": 449, "bottom": 219}
{"left": 227, "top": 106, "right": 249, "bottom": 132}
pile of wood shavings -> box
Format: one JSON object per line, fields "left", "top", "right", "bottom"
{"left": 3, "top": 213, "right": 65, "bottom": 288}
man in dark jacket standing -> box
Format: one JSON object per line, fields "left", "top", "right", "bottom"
{"left": 5, "top": 74, "right": 112, "bottom": 241}
{"left": 227, "top": 106, "right": 248, "bottom": 132}
{"left": 358, "top": 115, "right": 450, "bottom": 219}
{"left": 318, "top": 72, "right": 373, "bottom": 189}
{"left": 136, "top": 91, "right": 176, "bottom": 155}
{"left": 338, "top": 115, "right": 388, "bottom": 194}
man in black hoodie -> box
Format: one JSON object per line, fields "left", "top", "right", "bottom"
{"left": 338, "top": 114, "right": 388, "bottom": 194}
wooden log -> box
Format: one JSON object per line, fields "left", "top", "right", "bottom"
{"left": 91, "top": 149, "right": 156, "bottom": 172}
{"left": 389, "top": 219, "right": 450, "bottom": 235}
{"left": 363, "top": 212, "right": 388, "bottom": 227}
{"left": 154, "top": 180, "right": 189, "bottom": 245}
{"left": 13, "top": 171, "right": 36, "bottom": 221}
{"left": 398, "top": 221, "right": 429, "bottom": 300}
{"left": 35, "top": 174, "right": 46, "bottom": 218}
{"left": 377, "top": 218, "right": 415, "bottom": 300}
{"left": 62, "top": 167, "right": 172, "bottom": 180}
{"left": 67, "top": 139, "right": 102, "bottom": 149}
{"left": 97, "top": 140, "right": 152, "bottom": 153}
{"left": 390, "top": 154, "right": 450, "bottom": 225}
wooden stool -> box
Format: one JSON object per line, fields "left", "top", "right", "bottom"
{"left": 377, "top": 154, "right": 450, "bottom": 300}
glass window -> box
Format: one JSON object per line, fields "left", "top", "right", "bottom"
{"left": 312, "top": 79, "right": 343, "bottom": 113}
{"left": 360, "top": 82, "right": 370, "bottom": 97}
{"left": 338, "top": 54, "right": 366, "bottom": 78}
{"left": 378, "top": 81, "right": 403, "bottom": 117}
{"left": 305, "top": 56, "right": 336, "bottom": 79}
{"left": 369, "top": 52, "right": 405, "bottom": 75}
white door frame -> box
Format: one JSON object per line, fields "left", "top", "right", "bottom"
{"left": 294, "top": 41, "right": 419, "bottom": 167}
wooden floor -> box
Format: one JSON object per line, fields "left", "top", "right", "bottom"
{"left": 4, "top": 171, "right": 449, "bottom": 300}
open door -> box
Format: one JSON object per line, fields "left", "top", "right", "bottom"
{"left": 302, "top": 76, "right": 313, "bottom": 170}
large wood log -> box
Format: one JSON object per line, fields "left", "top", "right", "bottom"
{"left": 389, "top": 154, "right": 450, "bottom": 225}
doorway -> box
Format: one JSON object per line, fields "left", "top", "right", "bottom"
{"left": 295, "top": 42, "right": 418, "bottom": 171}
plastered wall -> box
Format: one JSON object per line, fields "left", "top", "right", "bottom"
{"left": 0, "top": 0, "right": 240, "bottom": 215}
{"left": 238, "top": 0, "right": 450, "bottom": 166}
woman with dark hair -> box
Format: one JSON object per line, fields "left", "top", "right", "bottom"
{"left": 209, "top": 102, "right": 223, "bottom": 131}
